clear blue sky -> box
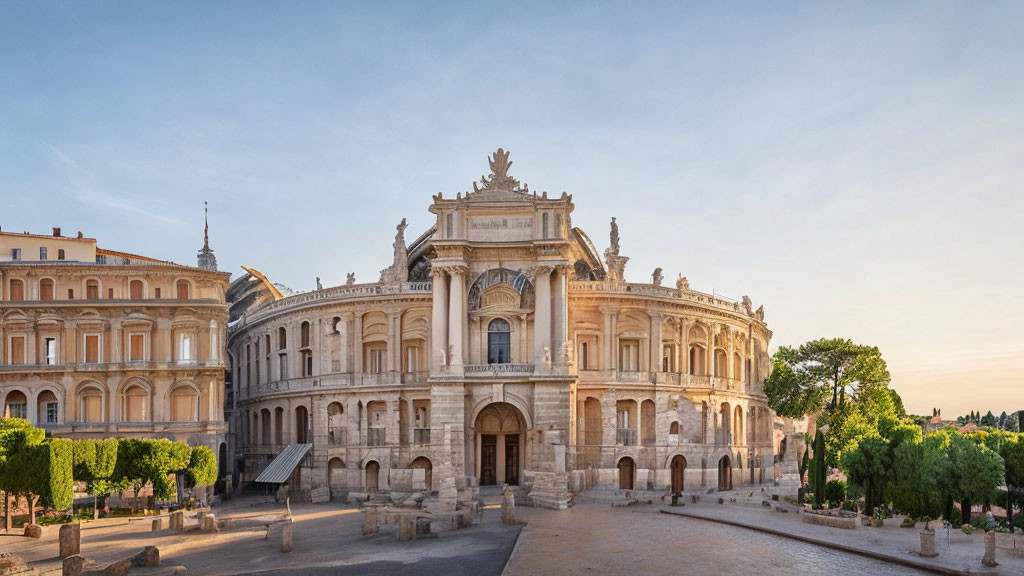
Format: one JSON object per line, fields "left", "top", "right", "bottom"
{"left": 2, "top": 1, "right": 1022, "bottom": 417}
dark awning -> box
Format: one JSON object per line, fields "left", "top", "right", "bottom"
{"left": 254, "top": 443, "right": 312, "bottom": 484}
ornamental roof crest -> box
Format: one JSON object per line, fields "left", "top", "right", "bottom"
{"left": 472, "top": 148, "right": 530, "bottom": 196}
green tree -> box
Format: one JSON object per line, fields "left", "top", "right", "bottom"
{"left": 980, "top": 411, "right": 996, "bottom": 427}
{"left": 842, "top": 435, "right": 890, "bottom": 515}
{"left": 948, "top": 434, "right": 1004, "bottom": 524}
{"left": 185, "top": 445, "right": 218, "bottom": 488}
{"left": 999, "top": 438, "right": 1024, "bottom": 526}
{"left": 809, "top": 430, "right": 827, "bottom": 509}
{"left": 112, "top": 439, "right": 193, "bottom": 505}
{"left": 73, "top": 438, "right": 120, "bottom": 512}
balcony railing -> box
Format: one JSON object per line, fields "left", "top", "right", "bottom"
{"left": 464, "top": 363, "right": 535, "bottom": 377}
{"left": 413, "top": 428, "right": 430, "bottom": 444}
{"left": 616, "top": 428, "right": 637, "bottom": 446}
{"left": 368, "top": 427, "right": 386, "bottom": 446}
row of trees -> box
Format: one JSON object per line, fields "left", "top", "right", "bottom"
{"left": 957, "top": 410, "right": 1023, "bottom": 431}
{"left": 767, "top": 338, "right": 1024, "bottom": 527}
{"left": 0, "top": 418, "right": 218, "bottom": 528}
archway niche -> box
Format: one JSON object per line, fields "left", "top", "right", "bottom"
{"left": 473, "top": 402, "right": 526, "bottom": 486}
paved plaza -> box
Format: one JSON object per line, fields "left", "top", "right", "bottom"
{"left": 3, "top": 492, "right": 1022, "bottom": 575}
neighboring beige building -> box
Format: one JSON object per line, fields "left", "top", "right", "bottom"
{"left": 0, "top": 221, "right": 231, "bottom": 468}
{"left": 228, "top": 150, "right": 776, "bottom": 508}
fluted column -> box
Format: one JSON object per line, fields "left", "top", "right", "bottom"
{"left": 431, "top": 268, "right": 448, "bottom": 370}
{"left": 448, "top": 267, "right": 466, "bottom": 369}
{"left": 552, "top": 265, "right": 568, "bottom": 365}
{"left": 533, "top": 266, "right": 552, "bottom": 369}
{"left": 650, "top": 313, "right": 663, "bottom": 372}
{"left": 338, "top": 314, "right": 351, "bottom": 373}
{"left": 727, "top": 327, "right": 735, "bottom": 380}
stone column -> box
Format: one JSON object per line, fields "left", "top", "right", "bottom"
{"left": 431, "top": 269, "right": 448, "bottom": 371}
{"left": 338, "top": 314, "right": 351, "bottom": 374}
{"left": 353, "top": 314, "right": 363, "bottom": 374}
{"left": 533, "top": 266, "right": 552, "bottom": 369}
{"left": 650, "top": 313, "right": 663, "bottom": 373}
{"left": 727, "top": 327, "right": 735, "bottom": 380}
{"left": 208, "top": 320, "right": 219, "bottom": 364}
{"left": 448, "top": 267, "right": 466, "bottom": 370}
{"left": 600, "top": 306, "right": 617, "bottom": 370}
{"left": 552, "top": 266, "right": 568, "bottom": 366}
{"left": 706, "top": 324, "right": 715, "bottom": 378}
{"left": 111, "top": 319, "right": 122, "bottom": 362}
{"left": 387, "top": 310, "right": 401, "bottom": 376}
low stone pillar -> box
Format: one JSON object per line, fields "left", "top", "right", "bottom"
{"left": 398, "top": 516, "right": 415, "bottom": 541}
{"left": 132, "top": 546, "right": 160, "bottom": 567}
{"left": 501, "top": 489, "right": 516, "bottom": 525}
{"left": 59, "top": 523, "right": 81, "bottom": 558}
{"left": 23, "top": 523, "right": 43, "bottom": 538}
{"left": 62, "top": 554, "right": 85, "bottom": 576}
{"left": 152, "top": 517, "right": 165, "bottom": 531}
{"left": 170, "top": 510, "right": 185, "bottom": 531}
{"left": 919, "top": 529, "right": 937, "bottom": 557}
{"left": 201, "top": 513, "right": 218, "bottom": 533}
{"left": 982, "top": 530, "right": 998, "bottom": 567}
{"left": 362, "top": 507, "right": 378, "bottom": 535}
{"left": 281, "top": 519, "right": 293, "bottom": 553}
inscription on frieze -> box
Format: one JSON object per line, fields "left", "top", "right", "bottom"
{"left": 468, "top": 217, "right": 533, "bottom": 241}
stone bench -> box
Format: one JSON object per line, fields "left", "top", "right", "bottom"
{"left": 800, "top": 512, "right": 857, "bottom": 530}
{"left": 995, "top": 531, "right": 1024, "bottom": 557}
{"left": 62, "top": 546, "right": 160, "bottom": 576}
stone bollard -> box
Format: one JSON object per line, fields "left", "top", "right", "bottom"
{"left": 919, "top": 529, "right": 938, "bottom": 557}
{"left": 362, "top": 507, "right": 379, "bottom": 536}
{"left": 201, "top": 513, "right": 218, "bottom": 533}
{"left": 23, "top": 524, "right": 44, "bottom": 538}
{"left": 59, "top": 523, "right": 81, "bottom": 558}
{"left": 152, "top": 517, "right": 165, "bottom": 532}
{"left": 982, "top": 530, "right": 998, "bottom": 567}
{"left": 501, "top": 489, "right": 517, "bottom": 525}
{"left": 281, "top": 519, "right": 293, "bottom": 553}
{"left": 170, "top": 510, "right": 185, "bottom": 531}
{"left": 62, "top": 554, "right": 85, "bottom": 576}
{"left": 398, "top": 516, "right": 415, "bottom": 541}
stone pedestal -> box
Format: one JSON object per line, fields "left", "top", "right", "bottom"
{"left": 362, "top": 507, "right": 379, "bottom": 535}
{"left": 170, "top": 510, "right": 185, "bottom": 531}
{"left": 61, "top": 554, "right": 84, "bottom": 576}
{"left": 201, "top": 513, "right": 218, "bottom": 533}
{"left": 398, "top": 516, "right": 415, "bottom": 541}
{"left": 919, "top": 529, "right": 937, "bottom": 557}
{"left": 59, "top": 523, "right": 81, "bottom": 558}
{"left": 501, "top": 490, "right": 516, "bottom": 525}
{"left": 281, "top": 520, "right": 293, "bottom": 553}
{"left": 152, "top": 517, "right": 165, "bottom": 532}
{"left": 983, "top": 530, "right": 998, "bottom": 567}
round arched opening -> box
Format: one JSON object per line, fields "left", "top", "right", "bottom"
{"left": 718, "top": 455, "right": 733, "bottom": 491}
{"left": 617, "top": 457, "right": 635, "bottom": 490}
{"left": 473, "top": 402, "right": 526, "bottom": 486}
{"left": 410, "top": 456, "right": 433, "bottom": 492}
{"left": 365, "top": 460, "right": 380, "bottom": 491}
{"left": 670, "top": 455, "right": 687, "bottom": 494}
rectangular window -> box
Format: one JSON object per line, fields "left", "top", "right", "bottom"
{"left": 580, "top": 342, "right": 589, "bottom": 370}
{"left": 179, "top": 334, "right": 193, "bottom": 363}
{"left": 302, "top": 351, "right": 313, "bottom": 376}
{"left": 107, "top": 288, "right": 114, "bottom": 299}
{"left": 6, "top": 402, "right": 27, "bottom": 419}
{"left": 86, "top": 283, "right": 99, "bottom": 299}
{"left": 129, "top": 333, "right": 145, "bottom": 362}
{"left": 10, "top": 281, "right": 24, "bottom": 301}
{"left": 154, "top": 287, "right": 161, "bottom": 298}
{"left": 85, "top": 334, "right": 100, "bottom": 363}
{"left": 405, "top": 347, "right": 419, "bottom": 373}
{"left": 68, "top": 288, "right": 74, "bottom": 299}
{"left": 177, "top": 282, "right": 189, "bottom": 299}
{"left": 368, "top": 348, "right": 385, "bottom": 373}
{"left": 279, "top": 353, "right": 288, "bottom": 379}
{"left": 44, "top": 337, "right": 57, "bottom": 365}
{"left": 40, "top": 281, "right": 54, "bottom": 300}
{"left": 45, "top": 401, "right": 59, "bottom": 423}
{"left": 57, "top": 249, "right": 65, "bottom": 260}
{"left": 9, "top": 336, "right": 25, "bottom": 364}
{"left": 619, "top": 340, "right": 639, "bottom": 371}
{"left": 39, "top": 247, "right": 47, "bottom": 260}
{"left": 446, "top": 213, "right": 453, "bottom": 239}
{"left": 11, "top": 248, "right": 21, "bottom": 261}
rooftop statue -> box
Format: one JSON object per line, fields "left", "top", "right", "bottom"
{"left": 676, "top": 274, "right": 689, "bottom": 292}
{"left": 652, "top": 267, "right": 664, "bottom": 286}
{"left": 379, "top": 218, "right": 409, "bottom": 283}
{"left": 603, "top": 217, "right": 628, "bottom": 281}
{"left": 346, "top": 272, "right": 356, "bottom": 286}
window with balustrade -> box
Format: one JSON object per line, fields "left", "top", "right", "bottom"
{"left": 487, "top": 318, "right": 511, "bottom": 364}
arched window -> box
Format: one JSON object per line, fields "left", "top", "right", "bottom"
{"left": 129, "top": 280, "right": 144, "bottom": 300}
{"left": 170, "top": 384, "right": 199, "bottom": 421}
{"left": 40, "top": 279, "right": 55, "bottom": 301}
{"left": 78, "top": 385, "right": 104, "bottom": 422}
{"left": 300, "top": 321, "right": 310, "bottom": 348}
{"left": 86, "top": 279, "right": 99, "bottom": 300}
{"left": 278, "top": 327, "right": 287, "bottom": 350}
{"left": 3, "top": 390, "right": 28, "bottom": 419}
{"left": 9, "top": 279, "right": 24, "bottom": 301}
{"left": 487, "top": 318, "right": 511, "bottom": 364}
{"left": 121, "top": 382, "right": 149, "bottom": 421}
{"left": 176, "top": 280, "right": 190, "bottom": 299}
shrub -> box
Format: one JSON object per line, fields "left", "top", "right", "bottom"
{"left": 824, "top": 479, "right": 846, "bottom": 507}
{"left": 961, "top": 524, "right": 973, "bottom": 534}
{"left": 949, "top": 507, "right": 962, "bottom": 526}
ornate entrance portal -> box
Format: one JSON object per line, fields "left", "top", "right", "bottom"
{"left": 474, "top": 402, "right": 525, "bottom": 486}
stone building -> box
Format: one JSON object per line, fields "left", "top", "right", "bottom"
{"left": 0, "top": 223, "right": 231, "bottom": 465}
{"left": 228, "top": 150, "right": 775, "bottom": 508}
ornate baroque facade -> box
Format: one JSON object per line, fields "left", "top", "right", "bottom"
{"left": 0, "top": 226, "right": 231, "bottom": 462}
{"left": 228, "top": 150, "right": 774, "bottom": 508}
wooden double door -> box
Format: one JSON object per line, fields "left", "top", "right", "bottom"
{"left": 480, "top": 433, "right": 520, "bottom": 486}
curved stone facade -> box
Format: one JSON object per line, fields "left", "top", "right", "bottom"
{"left": 228, "top": 150, "right": 774, "bottom": 508}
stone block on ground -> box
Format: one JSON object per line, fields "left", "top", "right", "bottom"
{"left": 501, "top": 489, "right": 517, "bottom": 525}
{"left": 152, "top": 518, "right": 165, "bottom": 532}
{"left": 982, "top": 530, "right": 998, "bottom": 567}
{"left": 281, "top": 520, "right": 293, "bottom": 553}
{"left": 170, "top": 511, "right": 185, "bottom": 531}
{"left": 23, "top": 524, "right": 43, "bottom": 538}
{"left": 200, "top": 513, "right": 218, "bottom": 533}
{"left": 362, "top": 507, "right": 379, "bottom": 535}
{"left": 398, "top": 516, "right": 415, "bottom": 541}
{"left": 61, "top": 554, "right": 84, "bottom": 576}
{"left": 132, "top": 546, "right": 161, "bottom": 568}
{"left": 60, "top": 523, "right": 81, "bottom": 558}
{"left": 919, "top": 530, "right": 938, "bottom": 557}
{"left": 310, "top": 487, "right": 330, "bottom": 504}
{"left": 0, "top": 553, "right": 32, "bottom": 576}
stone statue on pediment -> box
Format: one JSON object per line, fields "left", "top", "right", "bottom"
{"left": 379, "top": 218, "right": 410, "bottom": 283}
{"left": 755, "top": 305, "right": 764, "bottom": 321}
{"left": 316, "top": 277, "right": 322, "bottom": 291}
{"left": 742, "top": 295, "right": 752, "bottom": 316}
{"left": 651, "top": 268, "right": 664, "bottom": 286}
{"left": 603, "top": 217, "right": 629, "bottom": 281}
{"left": 676, "top": 274, "right": 689, "bottom": 292}
{"left": 346, "top": 273, "right": 356, "bottom": 286}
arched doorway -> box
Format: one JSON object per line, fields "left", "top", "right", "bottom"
{"left": 617, "top": 457, "right": 635, "bottom": 490}
{"left": 410, "top": 457, "right": 432, "bottom": 491}
{"left": 670, "top": 455, "right": 687, "bottom": 494}
{"left": 473, "top": 402, "right": 525, "bottom": 486}
{"left": 718, "top": 455, "right": 732, "bottom": 491}
{"left": 365, "top": 461, "right": 379, "bottom": 491}
{"left": 218, "top": 442, "right": 228, "bottom": 477}
{"left": 329, "top": 457, "right": 346, "bottom": 499}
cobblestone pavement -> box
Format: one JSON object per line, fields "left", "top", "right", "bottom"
{"left": 503, "top": 497, "right": 1016, "bottom": 576}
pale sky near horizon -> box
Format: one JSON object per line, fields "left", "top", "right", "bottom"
{"left": 1, "top": 1, "right": 1021, "bottom": 418}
